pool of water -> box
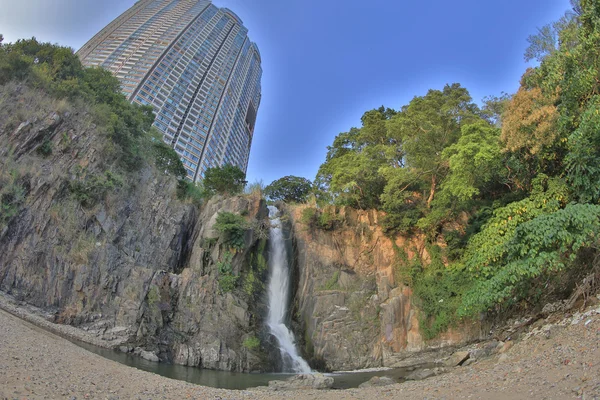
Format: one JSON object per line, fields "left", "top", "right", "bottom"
{"left": 73, "top": 340, "right": 428, "bottom": 390}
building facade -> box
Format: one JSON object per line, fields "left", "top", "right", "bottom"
{"left": 78, "top": 0, "right": 262, "bottom": 181}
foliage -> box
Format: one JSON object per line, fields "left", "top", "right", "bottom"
{"left": 264, "top": 175, "right": 313, "bottom": 203}
{"left": 299, "top": 206, "right": 341, "bottom": 231}
{"left": 0, "top": 177, "right": 25, "bottom": 229}
{"left": 501, "top": 86, "right": 560, "bottom": 157}
{"left": 69, "top": 169, "right": 124, "bottom": 208}
{"left": 203, "top": 164, "right": 246, "bottom": 196}
{"left": 176, "top": 180, "right": 206, "bottom": 207}
{"left": 321, "top": 270, "right": 340, "bottom": 290}
{"left": 217, "top": 250, "right": 238, "bottom": 293}
{"left": 307, "top": 0, "right": 600, "bottom": 338}
{"left": 0, "top": 36, "right": 188, "bottom": 200}
{"left": 300, "top": 207, "right": 317, "bottom": 226}
{"left": 37, "top": 138, "right": 53, "bottom": 157}
{"left": 149, "top": 128, "right": 186, "bottom": 180}
{"left": 215, "top": 212, "right": 248, "bottom": 250}
{"left": 245, "top": 180, "right": 265, "bottom": 198}
{"left": 565, "top": 97, "right": 600, "bottom": 203}
{"left": 242, "top": 336, "right": 260, "bottom": 351}
{"left": 459, "top": 203, "right": 600, "bottom": 316}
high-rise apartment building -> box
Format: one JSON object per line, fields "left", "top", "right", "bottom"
{"left": 78, "top": 0, "right": 262, "bottom": 181}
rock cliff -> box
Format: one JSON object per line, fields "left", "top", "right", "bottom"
{"left": 286, "top": 205, "right": 485, "bottom": 371}
{"left": 0, "top": 83, "right": 271, "bottom": 372}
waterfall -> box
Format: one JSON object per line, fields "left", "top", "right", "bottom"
{"left": 266, "top": 205, "right": 311, "bottom": 373}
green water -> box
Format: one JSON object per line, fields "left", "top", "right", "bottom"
{"left": 74, "top": 340, "right": 425, "bottom": 390}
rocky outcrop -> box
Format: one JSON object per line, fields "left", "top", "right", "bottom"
{"left": 286, "top": 205, "right": 485, "bottom": 371}
{"left": 0, "top": 84, "right": 271, "bottom": 372}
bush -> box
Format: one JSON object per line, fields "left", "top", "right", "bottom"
{"left": 299, "top": 207, "right": 341, "bottom": 231}
{"left": 177, "top": 180, "right": 206, "bottom": 207}
{"left": 69, "top": 169, "right": 124, "bottom": 208}
{"left": 214, "top": 212, "right": 248, "bottom": 250}
{"left": 300, "top": 207, "right": 317, "bottom": 225}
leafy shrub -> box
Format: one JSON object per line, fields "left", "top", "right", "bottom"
{"left": 459, "top": 203, "right": 600, "bottom": 317}
{"left": 215, "top": 212, "right": 248, "bottom": 250}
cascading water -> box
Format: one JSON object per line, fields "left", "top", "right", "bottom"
{"left": 266, "top": 206, "right": 311, "bottom": 373}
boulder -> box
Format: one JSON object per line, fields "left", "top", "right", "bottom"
{"left": 140, "top": 350, "right": 159, "bottom": 362}
{"left": 268, "top": 373, "right": 334, "bottom": 390}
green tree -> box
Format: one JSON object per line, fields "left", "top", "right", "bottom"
{"left": 264, "top": 175, "right": 313, "bottom": 203}
{"left": 386, "top": 83, "right": 481, "bottom": 208}
{"left": 203, "top": 164, "right": 246, "bottom": 196}
{"left": 442, "top": 121, "right": 504, "bottom": 203}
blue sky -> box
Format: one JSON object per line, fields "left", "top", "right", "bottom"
{"left": 0, "top": 0, "right": 571, "bottom": 185}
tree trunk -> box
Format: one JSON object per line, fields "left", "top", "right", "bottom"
{"left": 427, "top": 174, "right": 436, "bottom": 208}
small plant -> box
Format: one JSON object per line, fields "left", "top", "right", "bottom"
{"left": 217, "top": 251, "right": 238, "bottom": 292}
{"left": 146, "top": 285, "right": 160, "bottom": 307}
{"left": 37, "top": 137, "right": 53, "bottom": 157}
{"left": 321, "top": 270, "right": 340, "bottom": 290}
{"left": 242, "top": 336, "right": 260, "bottom": 351}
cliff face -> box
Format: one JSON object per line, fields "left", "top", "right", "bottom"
{"left": 287, "top": 205, "right": 484, "bottom": 371}
{"left": 0, "top": 83, "right": 270, "bottom": 372}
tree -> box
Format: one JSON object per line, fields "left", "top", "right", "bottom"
{"left": 264, "top": 176, "right": 313, "bottom": 203}
{"left": 387, "top": 83, "right": 481, "bottom": 208}
{"left": 315, "top": 116, "right": 390, "bottom": 209}
{"left": 442, "top": 120, "right": 504, "bottom": 202}
{"left": 203, "top": 164, "right": 246, "bottom": 196}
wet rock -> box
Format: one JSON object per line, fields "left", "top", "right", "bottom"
{"left": 358, "top": 376, "right": 396, "bottom": 388}
{"left": 268, "top": 373, "right": 334, "bottom": 390}
{"left": 140, "top": 350, "right": 159, "bottom": 362}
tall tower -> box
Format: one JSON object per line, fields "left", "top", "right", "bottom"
{"left": 78, "top": 0, "right": 262, "bottom": 181}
